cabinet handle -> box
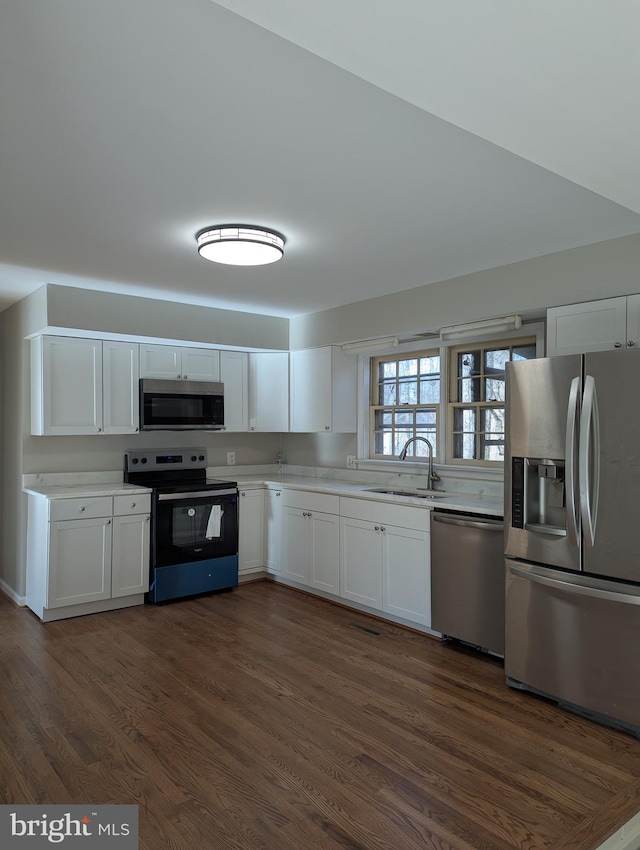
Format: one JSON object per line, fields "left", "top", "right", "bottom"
{"left": 145, "top": 515, "right": 150, "bottom": 522}
{"left": 183, "top": 375, "right": 188, "bottom": 379}
{"left": 97, "top": 427, "right": 102, "bottom": 432}
{"left": 241, "top": 492, "right": 246, "bottom": 497}
{"left": 79, "top": 506, "right": 86, "bottom": 512}
{"left": 380, "top": 526, "right": 386, "bottom": 532}
{"left": 324, "top": 425, "right": 330, "bottom": 431}
{"left": 106, "top": 519, "right": 111, "bottom": 525}
{"left": 374, "top": 525, "right": 380, "bottom": 531}
{"left": 131, "top": 502, "right": 136, "bottom": 508}
{"left": 628, "top": 340, "right": 636, "bottom": 347}
{"left": 614, "top": 342, "right": 623, "bottom": 348}
{"left": 275, "top": 492, "right": 281, "bottom": 496}
{"left": 135, "top": 427, "right": 139, "bottom": 432}
{"left": 177, "top": 374, "right": 181, "bottom": 379}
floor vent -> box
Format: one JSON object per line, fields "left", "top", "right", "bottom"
{"left": 349, "top": 622, "right": 382, "bottom": 636}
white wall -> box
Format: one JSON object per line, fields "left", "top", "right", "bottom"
{"left": 290, "top": 233, "right": 640, "bottom": 348}
{"left": 45, "top": 284, "right": 289, "bottom": 350}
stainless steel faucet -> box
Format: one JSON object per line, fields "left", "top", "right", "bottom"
{"left": 398, "top": 437, "right": 441, "bottom": 490}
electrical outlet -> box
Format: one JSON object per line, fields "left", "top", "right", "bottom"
{"left": 226, "top": 451, "right": 236, "bottom": 465}
{"left": 346, "top": 455, "right": 356, "bottom": 468}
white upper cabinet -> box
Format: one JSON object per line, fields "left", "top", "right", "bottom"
{"left": 139, "top": 344, "right": 220, "bottom": 381}
{"left": 289, "top": 346, "right": 357, "bottom": 432}
{"left": 547, "top": 296, "right": 640, "bottom": 355}
{"left": 103, "top": 341, "right": 140, "bottom": 434}
{"left": 220, "top": 350, "right": 249, "bottom": 431}
{"left": 32, "top": 336, "right": 104, "bottom": 435}
{"left": 32, "top": 336, "right": 140, "bottom": 436}
{"left": 248, "top": 351, "right": 289, "bottom": 432}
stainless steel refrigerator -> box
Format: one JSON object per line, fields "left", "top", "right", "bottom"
{"left": 504, "top": 349, "right": 640, "bottom": 737}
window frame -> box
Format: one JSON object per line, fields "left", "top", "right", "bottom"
{"left": 446, "top": 335, "right": 537, "bottom": 467}
{"left": 368, "top": 346, "right": 442, "bottom": 461}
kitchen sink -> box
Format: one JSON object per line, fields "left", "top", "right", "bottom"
{"left": 363, "top": 488, "right": 450, "bottom": 500}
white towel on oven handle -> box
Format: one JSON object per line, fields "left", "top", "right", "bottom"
{"left": 205, "top": 505, "right": 223, "bottom": 539}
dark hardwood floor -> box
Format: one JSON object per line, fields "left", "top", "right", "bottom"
{"left": 1, "top": 581, "right": 639, "bottom": 850}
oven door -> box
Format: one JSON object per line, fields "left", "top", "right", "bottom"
{"left": 152, "top": 488, "right": 238, "bottom": 567}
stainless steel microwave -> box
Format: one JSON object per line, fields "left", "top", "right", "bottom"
{"left": 139, "top": 379, "right": 224, "bottom": 431}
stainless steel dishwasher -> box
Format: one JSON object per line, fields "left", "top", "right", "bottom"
{"left": 431, "top": 509, "right": 505, "bottom": 655}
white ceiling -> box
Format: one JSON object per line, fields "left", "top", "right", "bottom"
{"left": 1, "top": 0, "right": 639, "bottom": 318}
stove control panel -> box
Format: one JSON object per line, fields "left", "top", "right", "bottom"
{"left": 125, "top": 448, "right": 207, "bottom": 472}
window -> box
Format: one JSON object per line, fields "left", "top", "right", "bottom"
{"left": 448, "top": 338, "right": 536, "bottom": 464}
{"left": 370, "top": 350, "right": 441, "bottom": 459}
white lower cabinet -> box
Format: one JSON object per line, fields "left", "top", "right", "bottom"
{"left": 238, "top": 487, "right": 265, "bottom": 577}
{"left": 340, "top": 517, "right": 382, "bottom": 608}
{"left": 26, "top": 491, "right": 151, "bottom": 622}
{"left": 381, "top": 525, "right": 430, "bottom": 626}
{"left": 339, "top": 497, "right": 431, "bottom": 627}
{"left": 280, "top": 490, "right": 340, "bottom": 593}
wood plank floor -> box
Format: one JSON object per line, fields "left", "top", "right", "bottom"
{"left": 1, "top": 581, "right": 639, "bottom": 850}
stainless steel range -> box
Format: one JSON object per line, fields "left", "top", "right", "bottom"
{"left": 124, "top": 448, "right": 238, "bottom": 603}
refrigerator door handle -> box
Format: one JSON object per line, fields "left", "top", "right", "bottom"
{"left": 579, "top": 375, "right": 600, "bottom": 548}
{"left": 565, "top": 376, "right": 581, "bottom": 545}
{"left": 508, "top": 564, "right": 640, "bottom": 605}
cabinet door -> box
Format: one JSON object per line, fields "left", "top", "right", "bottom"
{"left": 249, "top": 351, "right": 289, "bottom": 431}
{"left": 103, "top": 341, "right": 140, "bottom": 434}
{"left": 290, "top": 347, "right": 333, "bottom": 432}
{"left": 339, "top": 517, "right": 382, "bottom": 608}
{"left": 238, "top": 489, "right": 265, "bottom": 575}
{"left": 181, "top": 348, "right": 220, "bottom": 381}
{"left": 48, "top": 517, "right": 112, "bottom": 607}
{"left": 546, "top": 298, "right": 627, "bottom": 355}
{"left": 625, "top": 294, "right": 640, "bottom": 349}
{"left": 111, "top": 513, "right": 150, "bottom": 597}
{"left": 308, "top": 511, "right": 340, "bottom": 594}
{"left": 382, "top": 525, "right": 430, "bottom": 626}
{"left": 282, "top": 507, "right": 309, "bottom": 584}
{"left": 139, "top": 344, "right": 183, "bottom": 379}
{"left": 220, "top": 350, "right": 249, "bottom": 431}
{"left": 265, "top": 489, "right": 283, "bottom": 574}
{"left": 35, "top": 336, "right": 103, "bottom": 435}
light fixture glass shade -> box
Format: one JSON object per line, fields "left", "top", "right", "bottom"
{"left": 196, "top": 225, "right": 285, "bottom": 266}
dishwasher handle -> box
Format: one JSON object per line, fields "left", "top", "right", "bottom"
{"left": 432, "top": 514, "right": 504, "bottom": 532}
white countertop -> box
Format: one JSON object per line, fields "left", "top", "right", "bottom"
{"left": 228, "top": 474, "right": 503, "bottom": 517}
{"left": 23, "top": 483, "right": 152, "bottom": 498}
{"left": 23, "top": 472, "right": 503, "bottom": 517}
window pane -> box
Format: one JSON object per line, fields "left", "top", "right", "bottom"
{"left": 485, "top": 348, "right": 509, "bottom": 370}
{"left": 380, "top": 381, "right": 396, "bottom": 405}
{"left": 458, "top": 376, "right": 481, "bottom": 403}
{"left": 485, "top": 377, "right": 505, "bottom": 402}
{"left": 483, "top": 407, "right": 505, "bottom": 434}
{"left": 420, "top": 356, "right": 440, "bottom": 374}
{"left": 419, "top": 378, "right": 439, "bottom": 403}
{"left": 513, "top": 344, "right": 536, "bottom": 361}
{"left": 394, "top": 410, "right": 413, "bottom": 426}
{"left": 381, "top": 362, "right": 396, "bottom": 378}
{"left": 398, "top": 358, "right": 418, "bottom": 377}
{"left": 398, "top": 378, "right": 418, "bottom": 405}
{"left": 459, "top": 351, "right": 480, "bottom": 378}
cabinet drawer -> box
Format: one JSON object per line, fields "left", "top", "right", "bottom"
{"left": 280, "top": 488, "right": 339, "bottom": 514}
{"left": 113, "top": 493, "right": 151, "bottom": 516}
{"left": 50, "top": 496, "right": 113, "bottom": 521}
{"left": 340, "top": 496, "right": 431, "bottom": 532}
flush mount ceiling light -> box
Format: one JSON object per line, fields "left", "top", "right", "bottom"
{"left": 196, "top": 225, "right": 285, "bottom": 266}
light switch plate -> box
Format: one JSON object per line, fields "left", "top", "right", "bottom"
{"left": 226, "top": 452, "right": 236, "bottom": 465}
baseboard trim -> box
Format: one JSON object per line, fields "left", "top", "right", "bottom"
{"left": 0, "top": 579, "right": 26, "bottom": 607}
